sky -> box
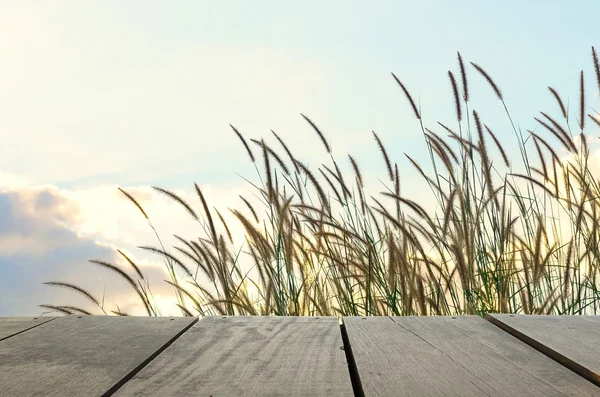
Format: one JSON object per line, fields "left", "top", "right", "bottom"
{"left": 1, "top": 1, "right": 600, "bottom": 316}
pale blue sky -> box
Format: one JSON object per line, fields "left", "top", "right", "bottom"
{"left": 1, "top": 1, "right": 599, "bottom": 315}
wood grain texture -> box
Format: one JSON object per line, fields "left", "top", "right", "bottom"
{"left": 487, "top": 314, "right": 600, "bottom": 386}
{"left": 115, "top": 316, "right": 353, "bottom": 397}
{"left": 0, "top": 315, "right": 196, "bottom": 397}
{"left": 0, "top": 317, "right": 56, "bottom": 341}
{"left": 344, "top": 316, "right": 600, "bottom": 396}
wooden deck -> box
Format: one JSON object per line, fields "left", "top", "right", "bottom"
{"left": 0, "top": 315, "right": 599, "bottom": 396}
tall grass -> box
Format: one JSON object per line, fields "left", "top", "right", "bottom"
{"left": 43, "top": 47, "right": 600, "bottom": 317}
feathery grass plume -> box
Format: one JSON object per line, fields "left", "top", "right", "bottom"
{"left": 239, "top": 195, "right": 259, "bottom": 223}
{"left": 152, "top": 186, "right": 199, "bottom": 222}
{"left": 273, "top": 169, "right": 283, "bottom": 215}
{"left": 436, "top": 122, "right": 457, "bottom": 136}
{"left": 394, "top": 162, "right": 401, "bottom": 220}
{"left": 58, "top": 305, "right": 94, "bottom": 315}
{"left": 138, "top": 245, "right": 194, "bottom": 278}
{"left": 562, "top": 164, "right": 573, "bottom": 212}
{"left": 534, "top": 116, "right": 575, "bottom": 153}
{"left": 271, "top": 129, "right": 300, "bottom": 174}
{"left": 386, "top": 233, "right": 398, "bottom": 292}
{"left": 214, "top": 208, "right": 234, "bottom": 244}
{"left": 250, "top": 138, "right": 291, "bottom": 177}
{"left": 457, "top": 52, "right": 469, "bottom": 101}
{"left": 442, "top": 187, "right": 459, "bottom": 237}
{"left": 539, "top": 112, "right": 577, "bottom": 152}
{"left": 448, "top": 71, "right": 462, "bottom": 121}
{"left": 331, "top": 160, "right": 352, "bottom": 200}
{"left": 348, "top": 154, "right": 364, "bottom": 188}
{"left": 372, "top": 131, "right": 394, "bottom": 181}
{"left": 424, "top": 132, "right": 456, "bottom": 176}
{"left": 293, "top": 172, "right": 305, "bottom": 203}
{"left": 580, "top": 131, "right": 589, "bottom": 157}
{"left": 424, "top": 128, "right": 459, "bottom": 164}
{"left": 260, "top": 139, "right": 275, "bottom": 203}
{"left": 300, "top": 113, "right": 331, "bottom": 153}
{"left": 38, "top": 304, "right": 75, "bottom": 315}
{"left": 356, "top": 177, "right": 367, "bottom": 215}
{"left": 470, "top": 62, "right": 503, "bottom": 100}
{"left": 281, "top": 202, "right": 296, "bottom": 274}
{"left": 424, "top": 129, "right": 458, "bottom": 166}
{"left": 391, "top": 73, "right": 421, "bottom": 119}
{"left": 404, "top": 153, "right": 441, "bottom": 189}
{"left": 589, "top": 114, "right": 600, "bottom": 128}
{"left": 380, "top": 192, "right": 428, "bottom": 220}
{"left": 483, "top": 124, "right": 510, "bottom": 168}
{"left": 593, "top": 46, "right": 600, "bottom": 99}
{"left": 531, "top": 136, "right": 549, "bottom": 182}
{"left": 230, "top": 124, "right": 255, "bottom": 163}
{"left": 531, "top": 214, "right": 547, "bottom": 284}
{"left": 43, "top": 281, "right": 102, "bottom": 308}
{"left": 449, "top": 242, "right": 469, "bottom": 306}
{"left": 116, "top": 249, "right": 145, "bottom": 280}
{"left": 118, "top": 187, "right": 149, "bottom": 220}
{"left": 528, "top": 131, "right": 561, "bottom": 168}
{"left": 194, "top": 238, "right": 222, "bottom": 277}
{"left": 473, "top": 110, "right": 496, "bottom": 206}
{"left": 322, "top": 164, "right": 351, "bottom": 199}
{"left": 231, "top": 209, "right": 270, "bottom": 256}
{"left": 319, "top": 168, "right": 344, "bottom": 205}
{"left": 171, "top": 238, "right": 210, "bottom": 279}
{"left": 164, "top": 279, "right": 204, "bottom": 313}
{"left": 365, "top": 204, "right": 384, "bottom": 244}
{"left": 438, "top": 122, "right": 480, "bottom": 155}
{"left": 509, "top": 173, "right": 556, "bottom": 198}
{"left": 579, "top": 70, "right": 585, "bottom": 131}
{"left": 89, "top": 259, "right": 154, "bottom": 315}
{"left": 548, "top": 87, "right": 568, "bottom": 119}
{"left": 296, "top": 160, "right": 331, "bottom": 215}
{"left": 194, "top": 183, "right": 219, "bottom": 248}
{"left": 416, "top": 278, "right": 427, "bottom": 315}
{"left": 563, "top": 238, "right": 574, "bottom": 299}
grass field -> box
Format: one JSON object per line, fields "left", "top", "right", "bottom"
{"left": 42, "top": 46, "right": 600, "bottom": 318}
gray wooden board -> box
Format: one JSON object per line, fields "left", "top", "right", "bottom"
{"left": 0, "top": 315, "right": 196, "bottom": 397}
{"left": 487, "top": 314, "right": 600, "bottom": 386}
{"left": 0, "top": 317, "right": 56, "bottom": 341}
{"left": 343, "top": 316, "right": 600, "bottom": 396}
{"left": 114, "top": 316, "right": 353, "bottom": 396}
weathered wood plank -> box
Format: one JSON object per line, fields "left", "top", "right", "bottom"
{"left": 0, "top": 315, "right": 196, "bottom": 396}
{"left": 487, "top": 314, "right": 600, "bottom": 386}
{"left": 0, "top": 317, "right": 56, "bottom": 341}
{"left": 344, "top": 316, "right": 600, "bottom": 396}
{"left": 115, "top": 316, "right": 353, "bottom": 396}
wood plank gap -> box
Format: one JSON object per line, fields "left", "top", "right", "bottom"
{"left": 0, "top": 316, "right": 58, "bottom": 342}
{"left": 339, "top": 317, "right": 365, "bottom": 397}
{"left": 102, "top": 317, "right": 200, "bottom": 396}
{"left": 485, "top": 314, "right": 600, "bottom": 388}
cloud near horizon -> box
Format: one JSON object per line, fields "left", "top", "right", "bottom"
{"left": 0, "top": 161, "right": 441, "bottom": 317}
{"left": 0, "top": 170, "right": 260, "bottom": 316}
